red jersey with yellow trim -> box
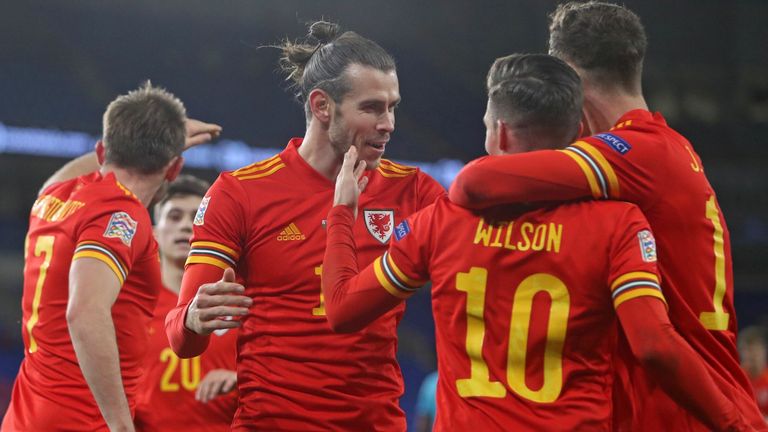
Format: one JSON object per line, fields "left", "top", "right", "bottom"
{"left": 134, "top": 286, "right": 237, "bottom": 432}
{"left": 1, "top": 171, "right": 160, "bottom": 432}
{"left": 450, "top": 109, "right": 763, "bottom": 430}
{"left": 167, "top": 138, "right": 444, "bottom": 431}
{"left": 376, "top": 196, "right": 663, "bottom": 431}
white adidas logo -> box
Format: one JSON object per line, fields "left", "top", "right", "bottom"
{"left": 277, "top": 223, "right": 306, "bottom": 241}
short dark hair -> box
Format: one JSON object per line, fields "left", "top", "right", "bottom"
{"left": 102, "top": 81, "right": 187, "bottom": 174}
{"left": 152, "top": 174, "right": 209, "bottom": 221}
{"left": 487, "top": 53, "right": 583, "bottom": 147}
{"left": 278, "top": 20, "right": 396, "bottom": 120}
{"left": 548, "top": 1, "right": 646, "bottom": 94}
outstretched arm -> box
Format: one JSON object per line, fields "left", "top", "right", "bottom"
{"left": 617, "top": 297, "right": 751, "bottom": 432}
{"left": 39, "top": 119, "right": 222, "bottom": 195}
{"left": 448, "top": 150, "right": 590, "bottom": 209}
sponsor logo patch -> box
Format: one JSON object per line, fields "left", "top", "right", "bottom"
{"left": 638, "top": 229, "right": 657, "bottom": 262}
{"left": 194, "top": 196, "right": 210, "bottom": 226}
{"left": 364, "top": 209, "right": 394, "bottom": 244}
{"left": 394, "top": 220, "right": 411, "bottom": 241}
{"left": 595, "top": 133, "right": 632, "bottom": 155}
{"left": 103, "top": 211, "right": 138, "bottom": 246}
{"left": 277, "top": 223, "right": 306, "bottom": 241}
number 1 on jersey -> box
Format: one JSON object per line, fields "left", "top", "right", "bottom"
{"left": 699, "top": 195, "right": 729, "bottom": 331}
{"left": 313, "top": 265, "right": 326, "bottom": 316}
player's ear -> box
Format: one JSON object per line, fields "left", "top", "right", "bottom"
{"left": 95, "top": 140, "right": 106, "bottom": 165}
{"left": 164, "top": 156, "right": 183, "bottom": 182}
{"left": 308, "top": 89, "right": 332, "bottom": 125}
{"left": 497, "top": 120, "right": 510, "bottom": 153}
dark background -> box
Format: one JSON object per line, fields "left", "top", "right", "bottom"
{"left": 1, "top": 0, "right": 767, "bottom": 427}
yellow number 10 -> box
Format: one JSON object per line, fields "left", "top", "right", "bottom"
{"left": 456, "top": 267, "right": 570, "bottom": 403}
{"left": 26, "top": 235, "right": 55, "bottom": 354}
{"left": 699, "top": 195, "right": 729, "bottom": 331}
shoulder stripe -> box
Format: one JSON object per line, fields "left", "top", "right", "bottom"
{"left": 377, "top": 168, "right": 410, "bottom": 178}
{"left": 73, "top": 242, "right": 127, "bottom": 285}
{"left": 571, "top": 141, "right": 620, "bottom": 198}
{"left": 235, "top": 163, "right": 286, "bottom": 180}
{"left": 185, "top": 255, "right": 231, "bottom": 270}
{"left": 380, "top": 160, "right": 417, "bottom": 174}
{"left": 232, "top": 155, "right": 282, "bottom": 176}
{"left": 373, "top": 256, "right": 413, "bottom": 299}
{"left": 613, "top": 288, "right": 666, "bottom": 309}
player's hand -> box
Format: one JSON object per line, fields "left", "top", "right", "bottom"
{"left": 185, "top": 268, "right": 251, "bottom": 335}
{"left": 195, "top": 369, "right": 237, "bottom": 403}
{"left": 184, "top": 118, "right": 222, "bottom": 150}
{"left": 333, "top": 146, "right": 368, "bottom": 218}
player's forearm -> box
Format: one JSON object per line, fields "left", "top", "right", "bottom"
{"left": 448, "top": 151, "right": 590, "bottom": 209}
{"left": 322, "top": 206, "right": 401, "bottom": 332}
{"left": 40, "top": 152, "right": 98, "bottom": 195}
{"left": 165, "top": 304, "right": 210, "bottom": 358}
{"left": 618, "top": 299, "right": 747, "bottom": 431}
{"left": 68, "top": 309, "right": 134, "bottom": 432}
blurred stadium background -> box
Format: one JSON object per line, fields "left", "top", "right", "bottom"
{"left": 1, "top": 0, "right": 767, "bottom": 427}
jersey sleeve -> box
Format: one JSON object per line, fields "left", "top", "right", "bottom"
{"left": 606, "top": 204, "right": 665, "bottom": 310}
{"left": 166, "top": 174, "right": 247, "bottom": 357}
{"left": 72, "top": 196, "right": 148, "bottom": 286}
{"left": 321, "top": 203, "right": 434, "bottom": 332}
{"left": 448, "top": 150, "right": 591, "bottom": 209}
{"left": 415, "top": 170, "right": 446, "bottom": 210}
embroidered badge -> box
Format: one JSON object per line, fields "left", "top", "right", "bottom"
{"left": 394, "top": 220, "right": 411, "bottom": 241}
{"left": 194, "top": 196, "right": 210, "bottom": 226}
{"left": 638, "top": 229, "right": 657, "bottom": 262}
{"left": 103, "top": 211, "right": 138, "bottom": 246}
{"left": 364, "top": 209, "right": 394, "bottom": 244}
{"left": 595, "top": 133, "right": 632, "bottom": 155}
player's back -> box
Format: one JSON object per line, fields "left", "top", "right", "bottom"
{"left": 576, "top": 111, "right": 760, "bottom": 428}
{"left": 3, "top": 172, "right": 160, "bottom": 432}
{"left": 421, "top": 197, "right": 660, "bottom": 431}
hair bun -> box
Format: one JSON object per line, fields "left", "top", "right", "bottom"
{"left": 308, "top": 21, "right": 340, "bottom": 44}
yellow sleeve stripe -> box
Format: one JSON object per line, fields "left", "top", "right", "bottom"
{"left": 232, "top": 155, "right": 282, "bottom": 176}
{"left": 235, "top": 163, "right": 286, "bottom": 180}
{"left": 559, "top": 149, "right": 603, "bottom": 199}
{"left": 386, "top": 253, "right": 425, "bottom": 288}
{"left": 613, "top": 288, "right": 667, "bottom": 309}
{"left": 611, "top": 271, "right": 659, "bottom": 291}
{"left": 72, "top": 251, "right": 126, "bottom": 285}
{"left": 571, "top": 141, "right": 620, "bottom": 198}
{"left": 185, "top": 255, "right": 230, "bottom": 270}
{"left": 373, "top": 257, "right": 412, "bottom": 299}
{"left": 190, "top": 241, "right": 239, "bottom": 259}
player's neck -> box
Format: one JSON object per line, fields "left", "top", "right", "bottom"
{"left": 583, "top": 86, "right": 648, "bottom": 134}
{"left": 101, "top": 166, "right": 165, "bottom": 206}
{"left": 298, "top": 124, "right": 343, "bottom": 181}
{"left": 160, "top": 258, "right": 184, "bottom": 294}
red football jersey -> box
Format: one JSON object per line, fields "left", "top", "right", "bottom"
{"left": 450, "top": 109, "right": 764, "bottom": 430}
{"left": 134, "top": 286, "right": 237, "bottom": 432}
{"left": 751, "top": 369, "right": 768, "bottom": 420}
{"left": 166, "top": 138, "right": 445, "bottom": 431}
{"left": 376, "top": 197, "right": 664, "bottom": 430}
{"left": 2, "top": 172, "right": 161, "bottom": 432}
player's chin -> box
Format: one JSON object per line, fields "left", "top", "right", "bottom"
{"left": 363, "top": 155, "right": 383, "bottom": 170}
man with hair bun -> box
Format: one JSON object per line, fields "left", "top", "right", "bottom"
{"left": 2, "top": 83, "right": 220, "bottom": 432}
{"left": 166, "top": 20, "right": 444, "bottom": 431}
{"left": 322, "top": 53, "right": 751, "bottom": 431}
{"left": 449, "top": 2, "right": 766, "bottom": 430}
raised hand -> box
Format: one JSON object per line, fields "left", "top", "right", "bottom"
{"left": 184, "top": 268, "right": 251, "bottom": 335}
{"left": 333, "top": 146, "right": 369, "bottom": 218}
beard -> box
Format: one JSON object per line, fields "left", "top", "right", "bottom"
{"left": 328, "top": 113, "right": 383, "bottom": 170}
